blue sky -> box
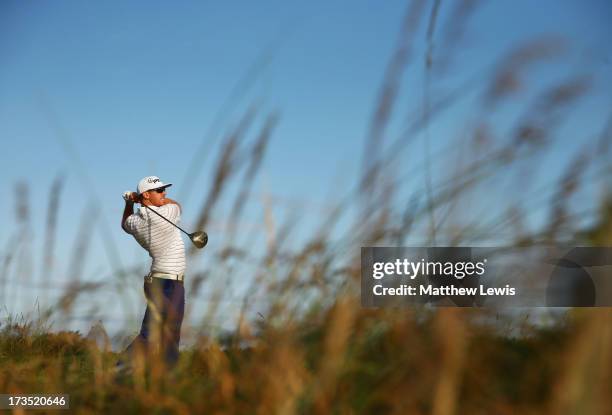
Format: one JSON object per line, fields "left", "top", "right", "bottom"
{"left": 1, "top": 0, "right": 611, "bottom": 335}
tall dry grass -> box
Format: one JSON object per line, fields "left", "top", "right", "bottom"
{"left": 2, "top": 1, "right": 612, "bottom": 413}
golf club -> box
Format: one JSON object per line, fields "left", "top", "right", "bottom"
{"left": 143, "top": 204, "right": 208, "bottom": 249}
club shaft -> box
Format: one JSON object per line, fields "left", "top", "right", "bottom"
{"left": 143, "top": 204, "right": 190, "bottom": 236}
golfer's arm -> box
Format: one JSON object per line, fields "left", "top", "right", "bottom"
{"left": 121, "top": 201, "right": 134, "bottom": 232}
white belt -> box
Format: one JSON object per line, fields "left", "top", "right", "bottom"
{"left": 146, "top": 272, "right": 184, "bottom": 282}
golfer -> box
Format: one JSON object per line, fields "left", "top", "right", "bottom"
{"left": 119, "top": 175, "right": 185, "bottom": 369}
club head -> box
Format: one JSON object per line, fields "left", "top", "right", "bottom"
{"left": 190, "top": 231, "right": 208, "bottom": 249}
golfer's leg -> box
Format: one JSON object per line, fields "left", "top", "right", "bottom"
{"left": 147, "top": 280, "right": 166, "bottom": 360}
{"left": 125, "top": 308, "right": 150, "bottom": 352}
{"left": 162, "top": 281, "right": 185, "bottom": 367}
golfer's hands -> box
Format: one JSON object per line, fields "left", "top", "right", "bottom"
{"left": 122, "top": 191, "right": 141, "bottom": 203}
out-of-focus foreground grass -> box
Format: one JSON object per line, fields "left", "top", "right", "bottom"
{"left": 2, "top": 1, "right": 612, "bottom": 413}
{"left": 1, "top": 308, "right": 611, "bottom": 414}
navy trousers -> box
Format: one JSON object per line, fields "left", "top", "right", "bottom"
{"left": 124, "top": 278, "right": 185, "bottom": 367}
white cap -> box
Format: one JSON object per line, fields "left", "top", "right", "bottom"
{"left": 137, "top": 176, "right": 173, "bottom": 195}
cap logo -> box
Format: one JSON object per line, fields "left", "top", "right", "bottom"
{"left": 148, "top": 178, "right": 160, "bottom": 184}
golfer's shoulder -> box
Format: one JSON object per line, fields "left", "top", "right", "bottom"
{"left": 126, "top": 211, "right": 145, "bottom": 223}
{"left": 123, "top": 212, "right": 143, "bottom": 233}
{"left": 159, "top": 202, "right": 181, "bottom": 217}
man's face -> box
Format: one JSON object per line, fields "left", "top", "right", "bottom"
{"left": 142, "top": 187, "right": 166, "bottom": 206}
